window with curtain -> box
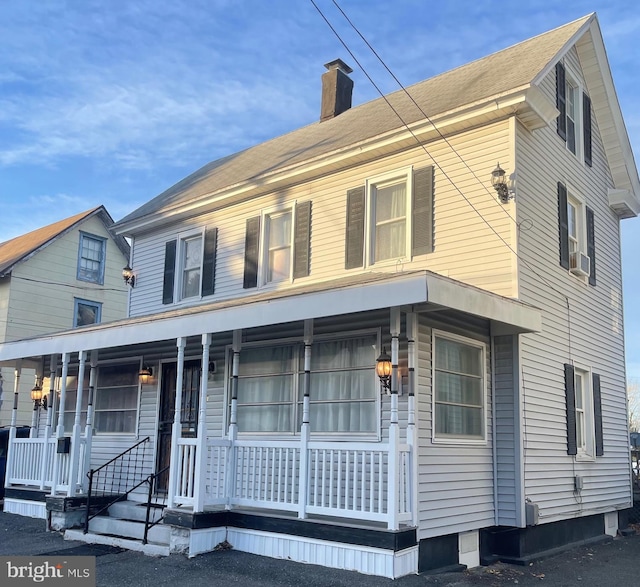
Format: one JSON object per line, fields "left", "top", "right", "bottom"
{"left": 63, "top": 369, "right": 90, "bottom": 432}
{"left": 93, "top": 363, "right": 139, "bottom": 434}
{"left": 232, "top": 335, "right": 377, "bottom": 435}
{"left": 180, "top": 234, "right": 203, "bottom": 300}
{"left": 265, "top": 210, "right": 292, "bottom": 283}
{"left": 373, "top": 181, "right": 407, "bottom": 262}
{"left": 433, "top": 333, "right": 485, "bottom": 441}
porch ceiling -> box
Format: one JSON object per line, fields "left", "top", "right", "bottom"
{"left": 0, "top": 271, "right": 541, "bottom": 363}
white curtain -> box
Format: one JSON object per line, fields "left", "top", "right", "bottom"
{"left": 375, "top": 182, "right": 406, "bottom": 262}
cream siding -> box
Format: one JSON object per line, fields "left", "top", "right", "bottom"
{"left": 129, "top": 121, "right": 515, "bottom": 318}
{"left": 416, "top": 312, "right": 495, "bottom": 540}
{"left": 514, "top": 47, "right": 631, "bottom": 523}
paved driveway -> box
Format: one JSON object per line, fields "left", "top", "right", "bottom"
{"left": 1, "top": 511, "right": 639, "bottom": 586}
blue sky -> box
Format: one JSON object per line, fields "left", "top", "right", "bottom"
{"left": 0, "top": 0, "right": 638, "bottom": 379}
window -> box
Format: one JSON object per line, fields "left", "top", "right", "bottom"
{"left": 243, "top": 201, "right": 312, "bottom": 289}
{"left": 433, "top": 332, "right": 486, "bottom": 442}
{"left": 64, "top": 362, "right": 139, "bottom": 434}
{"left": 231, "top": 335, "right": 377, "bottom": 435}
{"left": 557, "top": 182, "right": 596, "bottom": 284}
{"left": 162, "top": 227, "right": 218, "bottom": 304}
{"left": 180, "top": 235, "right": 203, "bottom": 299}
{"left": 77, "top": 233, "right": 106, "bottom": 284}
{"left": 74, "top": 298, "right": 102, "bottom": 328}
{"left": 556, "top": 61, "right": 592, "bottom": 165}
{"left": 345, "top": 166, "right": 433, "bottom": 269}
{"left": 564, "top": 364, "right": 604, "bottom": 459}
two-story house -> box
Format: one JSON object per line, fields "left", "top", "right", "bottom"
{"left": 0, "top": 207, "right": 130, "bottom": 430}
{"left": 0, "top": 13, "right": 637, "bottom": 578}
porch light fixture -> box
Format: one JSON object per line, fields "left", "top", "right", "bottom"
{"left": 375, "top": 348, "right": 392, "bottom": 392}
{"left": 491, "top": 163, "right": 512, "bottom": 204}
{"left": 138, "top": 365, "right": 153, "bottom": 384}
{"left": 122, "top": 265, "right": 136, "bottom": 288}
{"left": 31, "top": 383, "right": 47, "bottom": 410}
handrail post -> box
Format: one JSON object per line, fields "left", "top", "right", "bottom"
{"left": 387, "top": 309, "right": 400, "bottom": 531}
{"left": 298, "top": 320, "right": 312, "bottom": 519}
{"left": 143, "top": 474, "right": 154, "bottom": 544}
{"left": 84, "top": 470, "right": 94, "bottom": 534}
{"left": 193, "top": 333, "right": 211, "bottom": 512}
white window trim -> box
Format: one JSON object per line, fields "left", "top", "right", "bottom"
{"left": 563, "top": 62, "right": 585, "bottom": 163}
{"left": 175, "top": 228, "right": 205, "bottom": 303}
{"left": 573, "top": 361, "right": 595, "bottom": 461}
{"left": 431, "top": 329, "right": 488, "bottom": 445}
{"left": 258, "top": 202, "right": 296, "bottom": 287}
{"left": 566, "top": 188, "right": 589, "bottom": 282}
{"left": 224, "top": 329, "right": 382, "bottom": 441}
{"left": 364, "top": 166, "right": 413, "bottom": 267}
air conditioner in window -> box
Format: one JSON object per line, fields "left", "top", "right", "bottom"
{"left": 569, "top": 251, "right": 590, "bottom": 277}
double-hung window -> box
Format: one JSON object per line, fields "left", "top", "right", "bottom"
{"left": 77, "top": 233, "right": 106, "bottom": 284}
{"left": 231, "top": 334, "right": 378, "bottom": 435}
{"left": 433, "top": 331, "right": 486, "bottom": 442}
{"left": 162, "top": 227, "right": 218, "bottom": 305}
{"left": 242, "top": 201, "right": 312, "bottom": 289}
{"left": 557, "top": 182, "right": 596, "bottom": 284}
{"left": 564, "top": 363, "right": 603, "bottom": 459}
{"left": 556, "top": 61, "right": 592, "bottom": 166}
{"left": 345, "top": 166, "right": 434, "bottom": 269}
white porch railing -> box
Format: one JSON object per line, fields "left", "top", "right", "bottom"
{"left": 6, "top": 436, "right": 88, "bottom": 494}
{"left": 173, "top": 436, "right": 413, "bottom": 529}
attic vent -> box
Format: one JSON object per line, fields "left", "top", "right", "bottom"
{"left": 320, "top": 59, "right": 354, "bottom": 122}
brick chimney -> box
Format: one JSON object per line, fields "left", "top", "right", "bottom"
{"left": 320, "top": 59, "right": 353, "bottom": 122}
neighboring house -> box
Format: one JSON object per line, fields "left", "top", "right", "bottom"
{"left": 0, "top": 207, "right": 130, "bottom": 429}
{"left": 0, "top": 13, "right": 638, "bottom": 578}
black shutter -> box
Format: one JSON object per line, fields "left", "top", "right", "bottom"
{"left": 593, "top": 373, "right": 604, "bottom": 456}
{"left": 293, "top": 201, "right": 312, "bottom": 279}
{"left": 583, "top": 93, "right": 592, "bottom": 167}
{"left": 556, "top": 62, "right": 567, "bottom": 141}
{"left": 412, "top": 166, "right": 434, "bottom": 256}
{"left": 558, "top": 182, "right": 569, "bottom": 270}
{"left": 565, "top": 363, "right": 577, "bottom": 456}
{"left": 201, "top": 227, "right": 218, "bottom": 297}
{"left": 162, "top": 240, "right": 177, "bottom": 305}
{"left": 586, "top": 207, "right": 596, "bottom": 286}
{"left": 345, "top": 186, "right": 365, "bottom": 269}
{"left": 243, "top": 217, "right": 260, "bottom": 289}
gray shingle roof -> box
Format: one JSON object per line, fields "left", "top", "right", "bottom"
{"left": 116, "top": 14, "right": 591, "bottom": 228}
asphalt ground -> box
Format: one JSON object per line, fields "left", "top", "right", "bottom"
{"left": 1, "top": 511, "right": 639, "bottom": 587}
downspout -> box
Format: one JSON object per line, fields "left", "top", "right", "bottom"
{"left": 491, "top": 332, "right": 499, "bottom": 526}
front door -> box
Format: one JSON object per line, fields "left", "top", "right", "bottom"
{"left": 156, "top": 360, "right": 201, "bottom": 493}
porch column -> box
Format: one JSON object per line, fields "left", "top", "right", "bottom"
{"left": 5, "top": 360, "right": 22, "bottom": 492}
{"left": 30, "top": 371, "right": 40, "bottom": 436}
{"left": 194, "top": 333, "right": 211, "bottom": 512}
{"left": 406, "top": 312, "right": 418, "bottom": 526}
{"left": 40, "top": 355, "right": 58, "bottom": 490}
{"left": 226, "top": 330, "right": 241, "bottom": 509}
{"left": 68, "top": 351, "right": 87, "bottom": 496}
{"left": 82, "top": 351, "right": 98, "bottom": 492}
{"left": 298, "top": 319, "right": 313, "bottom": 519}
{"left": 387, "top": 308, "right": 400, "bottom": 530}
{"left": 168, "top": 337, "right": 186, "bottom": 508}
{"left": 51, "top": 352, "right": 70, "bottom": 495}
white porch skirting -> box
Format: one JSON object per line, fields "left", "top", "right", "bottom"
{"left": 186, "top": 526, "right": 418, "bottom": 578}
{"left": 3, "top": 498, "right": 47, "bottom": 520}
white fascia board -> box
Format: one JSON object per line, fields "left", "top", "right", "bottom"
{"left": 425, "top": 274, "right": 542, "bottom": 334}
{"left": 0, "top": 274, "right": 429, "bottom": 361}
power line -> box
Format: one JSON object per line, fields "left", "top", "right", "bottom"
{"left": 10, "top": 274, "right": 128, "bottom": 293}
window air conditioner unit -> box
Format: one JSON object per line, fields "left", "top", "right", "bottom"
{"left": 569, "top": 251, "right": 590, "bottom": 277}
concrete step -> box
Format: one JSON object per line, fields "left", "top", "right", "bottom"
{"left": 65, "top": 529, "right": 169, "bottom": 557}
{"left": 108, "top": 501, "right": 165, "bottom": 523}
{"left": 88, "top": 516, "right": 171, "bottom": 545}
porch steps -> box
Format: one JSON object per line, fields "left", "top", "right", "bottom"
{"left": 64, "top": 501, "right": 170, "bottom": 557}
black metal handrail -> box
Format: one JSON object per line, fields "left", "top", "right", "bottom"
{"left": 143, "top": 465, "right": 171, "bottom": 545}
{"left": 84, "top": 436, "right": 151, "bottom": 533}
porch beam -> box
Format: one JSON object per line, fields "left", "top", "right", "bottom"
{"left": 194, "top": 333, "right": 211, "bottom": 512}
{"left": 168, "top": 337, "right": 186, "bottom": 508}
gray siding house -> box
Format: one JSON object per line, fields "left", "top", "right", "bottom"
{"left": 0, "top": 13, "right": 637, "bottom": 577}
